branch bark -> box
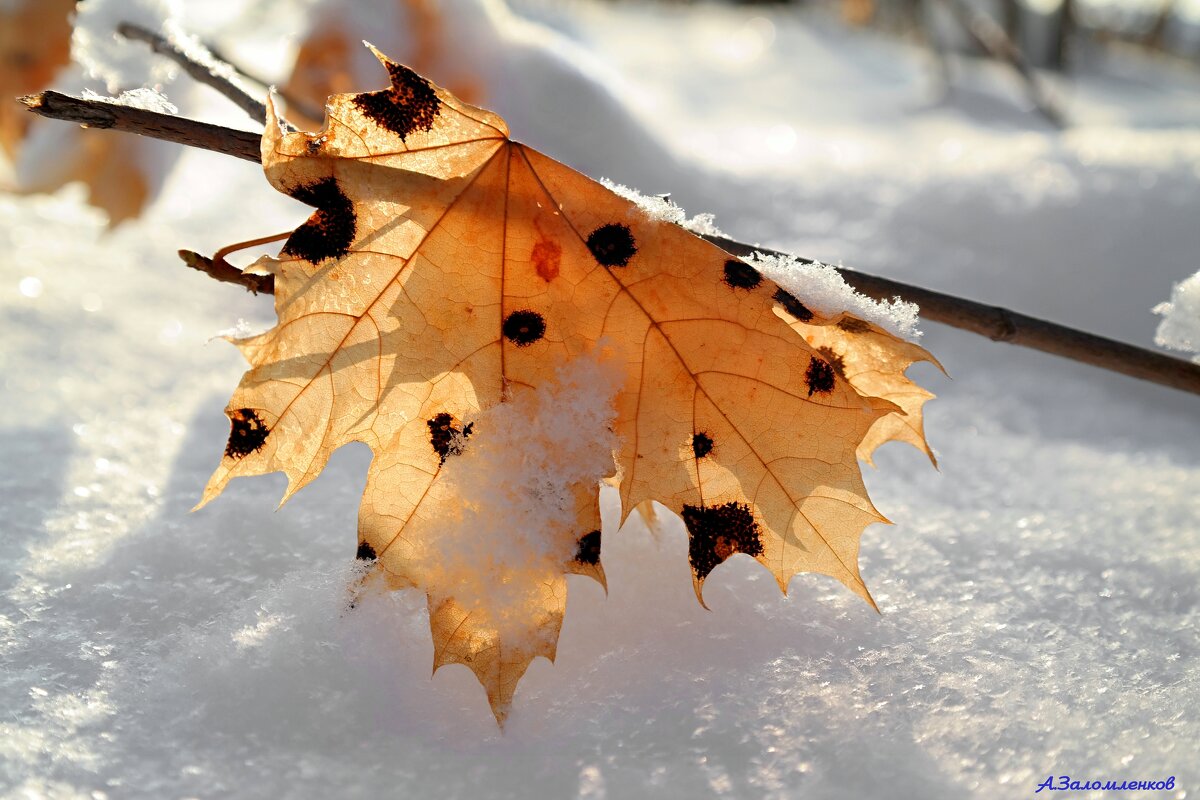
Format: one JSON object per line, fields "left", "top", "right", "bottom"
{"left": 18, "top": 90, "right": 1200, "bottom": 396}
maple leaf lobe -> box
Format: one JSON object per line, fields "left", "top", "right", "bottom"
{"left": 224, "top": 408, "right": 269, "bottom": 459}
{"left": 773, "top": 287, "right": 815, "bottom": 322}
{"left": 723, "top": 259, "right": 763, "bottom": 290}
{"left": 692, "top": 432, "right": 714, "bottom": 459}
{"left": 805, "top": 357, "right": 837, "bottom": 396}
{"left": 427, "top": 413, "right": 474, "bottom": 465}
{"left": 280, "top": 177, "right": 357, "bottom": 263}
{"left": 586, "top": 223, "right": 638, "bottom": 267}
{"left": 573, "top": 530, "right": 602, "bottom": 566}
{"left": 682, "top": 502, "right": 764, "bottom": 580}
{"left": 502, "top": 310, "right": 547, "bottom": 346}
{"left": 351, "top": 59, "right": 440, "bottom": 140}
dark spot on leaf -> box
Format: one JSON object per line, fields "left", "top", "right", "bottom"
{"left": 574, "top": 530, "right": 601, "bottom": 566}
{"left": 838, "top": 317, "right": 871, "bottom": 334}
{"left": 586, "top": 223, "right": 637, "bottom": 267}
{"left": 531, "top": 239, "right": 561, "bottom": 282}
{"left": 352, "top": 60, "right": 440, "bottom": 140}
{"left": 281, "top": 177, "right": 356, "bottom": 263}
{"left": 723, "top": 259, "right": 762, "bottom": 290}
{"left": 682, "top": 502, "right": 763, "bottom": 580}
{"left": 428, "top": 413, "right": 474, "bottom": 464}
{"left": 356, "top": 541, "right": 377, "bottom": 561}
{"left": 502, "top": 310, "right": 546, "bottom": 346}
{"left": 225, "top": 408, "right": 269, "bottom": 459}
{"left": 806, "top": 357, "right": 836, "bottom": 396}
{"left": 817, "top": 346, "right": 846, "bottom": 378}
{"left": 692, "top": 432, "right": 714, "bottom": 459}
{"left": 773, "top": 288, "right": 814, "bottom": 322}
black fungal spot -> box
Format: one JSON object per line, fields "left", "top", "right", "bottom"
{"left": 586, "top": 223, "right": 637, "bottom": 267}
{"left": 574, "top": 530, "right": 601, "bottom": 566}
{"left": 817, "top": 346, "right": 846, "bottom": 378}
{"left": 352, "top": 60, "right": 440, "bottom": 140}
{"left": 805, "top": 357, "right": 836, "bottom": 396}
{"left": 502, "top": 310, "right": 546, "bottom": 346}
{"left": 356, "top": 541, "right": 377, "bottom": 561}
{"left": 427, "top": 413, "right": 474, "bottom": 464}
{"left": 224, "top": 408, "right": 269, "bottom": 459}
{"left": 772, "top": 288, "right": 814, "bottom": 322}
{"left": 692, "top": 432, "right": 714, "bottom": 459}
{"left": 723, "top": 259, "right": 762, "bottom": 290}
{"left": 837, "top": 317, "right": 871, "bottom": 334}
{"left": 681, "top": 502, "right": 763, "bottom": 580}
{"left": 281, "top": 177, "right": 357, "bottom": 263}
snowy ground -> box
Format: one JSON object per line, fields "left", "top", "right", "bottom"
{"left": 2, "top": 1, "right": 1199, "bottom": 798}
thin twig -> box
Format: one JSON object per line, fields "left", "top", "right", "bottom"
{"left": 116, "top": 22, "right": 297, "bottom": 132}
{"left": 935, "top": 0, "right": 1065, "bottom": 127}
{"left": 202, "top": 40, "right": 326, "bottom": 123}
{"left": 17, "top": 90, "right": 1200, "bottom": 397}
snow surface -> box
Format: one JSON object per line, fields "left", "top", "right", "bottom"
{"left": 3, "top": 1, "right": 1200, "bottom": 798}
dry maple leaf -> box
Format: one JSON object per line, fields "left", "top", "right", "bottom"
{"left": 0, "top": 0, "right": 74, "bottom": 160}
{"left": 198, "top": 47, "right": 934, "bottom": 725}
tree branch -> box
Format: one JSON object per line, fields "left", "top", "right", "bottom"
{"left": 18, "top": 90, "right": 1200, "bottom": 396}
{"left": 19, "top": 90, "right": 262, "bottom": 161}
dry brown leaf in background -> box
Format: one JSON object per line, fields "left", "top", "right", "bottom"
{"left": 2, "top": 0, "right": 160, "bottom": 223}
{"left": 18, "top": 132, "right": 152, "bottom": 225}
{"left": 0, "top": 0, "right": 75, "bottom": 159}
{"left": 199, "top": 49, "right": 934, "bottom": 724}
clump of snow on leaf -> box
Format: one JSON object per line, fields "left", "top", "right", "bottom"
{"left": 407, "top": 350, "right": 620, "bottom": 641}
{"left": 600, "top": 178, "right": 726, "bottom": 237}
{"left": 750, "top": 251, "right": 922, "bottom": 340}
{"left": 1152, "top": 270, "right": 1200, "bottom": 363}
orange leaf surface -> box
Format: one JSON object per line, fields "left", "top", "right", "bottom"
{"left": 199, "top": 48, "right": 935, "bottom": 724}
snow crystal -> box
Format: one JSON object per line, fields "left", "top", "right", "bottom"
{"left": 1152, "top": 269, "right": 1200, "bottom": 363}
{"left": 601, "top": 178, "right": 727, "bottom": 237}
{"left": 80, "top": 87, "right": 178, "bottom": 115}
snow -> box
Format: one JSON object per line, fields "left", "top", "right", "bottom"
{"left": 72, "top": 0, "right": 184, "bottom": 94}
{"left": 1153, "top": 270, "right": 1200, "bottom": 362}
{"left": 748, "top": 252, "right": 922, "bottom": 339}
{"left": 407, "top": 351, "right": 621, "bottom": 640}
{"left": 79, "top": 87, "right": 178, "bottom": 115}
{"left": 600, "top": 178, "right": 727, "bottom": 238}
{"left": 3, "top": 1, "right": 1200, "bottom": 798}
